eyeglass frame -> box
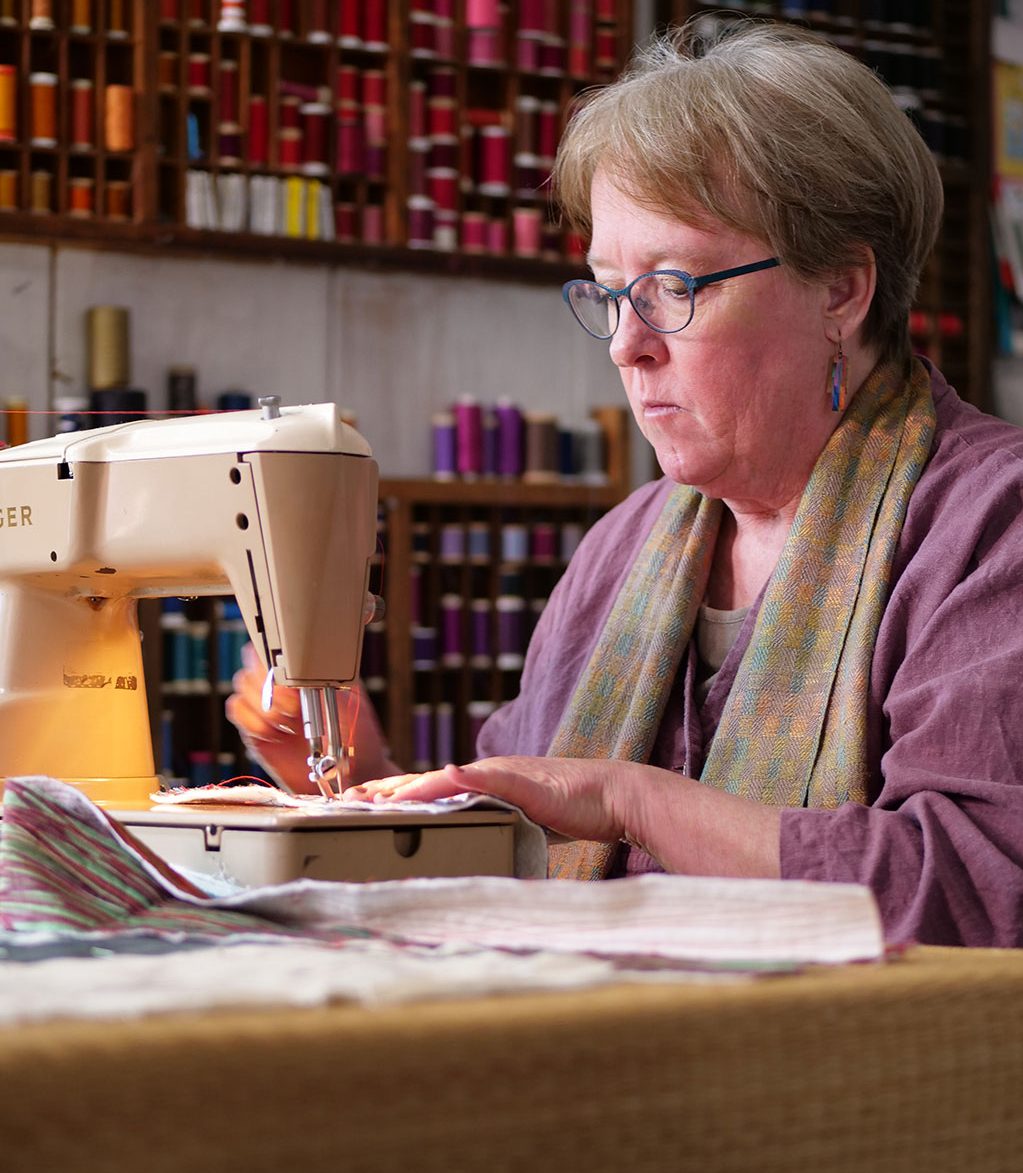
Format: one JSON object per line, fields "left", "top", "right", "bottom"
{"left": 561, "top": 257, "right": 781, "bottom": 340}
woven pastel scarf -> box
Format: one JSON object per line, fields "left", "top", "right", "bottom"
{"left": 548, "top": 357, "right": 936, "bottom": 880}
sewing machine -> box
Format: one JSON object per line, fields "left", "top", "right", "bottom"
{"left": 0, "top": 400, "right": 517, "bottom": 884}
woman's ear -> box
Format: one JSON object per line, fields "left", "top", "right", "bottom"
{"left": 823, "top": 248, "right": 877, "bottom": 343}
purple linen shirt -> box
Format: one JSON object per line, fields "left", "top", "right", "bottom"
{"left": 477, "top": 366, "right": 1023, "bottom": 948}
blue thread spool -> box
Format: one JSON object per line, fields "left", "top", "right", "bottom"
{"left": 467, "top": 521, "right": 490, "bottom": 562}
{"left": 501, "top": 523, "right": 528, "bottom": 563}
{"left": 439, "top": 523, "right": 465, "bottom": 563}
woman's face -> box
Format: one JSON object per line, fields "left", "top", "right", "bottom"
{"left": 588, "top": 171, "right": 836, "bottom": 508}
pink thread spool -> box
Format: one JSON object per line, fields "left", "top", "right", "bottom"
{"left": 539, "top": 34, "right": 565, "bottom": 75}
{"left": 461, "top": 210, "right": 487, "bottom": 253}
{"left": 466, "top": 0, "right": 499, "bottom": 26}
{"left": 455, "top": 396, "right": 483, "bottom": 478}
{"left": 407, "top": 195, "right": 434, "bottom": 248}
{"left": 486, "top": 215, "right": 508, "bottom": 254}
{"left": 513, "top": 206, "right": 542, "bottom": 257}
{"left": 336, "top": 112, "right": 364, "bottom": 174}
{"left": 468, "top": 27, "right": 502, "bottom": 65}
{"left": 362, "top": 202, "right": 384, "bottom": 243}
{"left": 477, "top": 125, "right": 510, "bottom": 195}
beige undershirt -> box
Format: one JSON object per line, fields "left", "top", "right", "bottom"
{"left": 694, "top": 603, "right": 750, "bottom": 706}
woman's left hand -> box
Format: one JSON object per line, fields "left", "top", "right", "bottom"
{"left": 346, "top": 755, "right": 627, "bottom": 844}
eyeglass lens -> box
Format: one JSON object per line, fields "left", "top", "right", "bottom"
{"left": 567, "top": 272, "right": 695, "bottom": 339}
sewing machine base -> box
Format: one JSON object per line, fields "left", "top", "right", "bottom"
{"left": 116, "top": 807, "right": 518, "bottom": 886}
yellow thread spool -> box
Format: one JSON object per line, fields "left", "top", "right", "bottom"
{"left": 87, "top": 306, "right": 131, "bottom": 391}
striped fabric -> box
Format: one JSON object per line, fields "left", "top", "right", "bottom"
{"left": 549, "top": 358, "right": 936, "bottom": 881}
{"left": 0, "top": 778, "right": 303, "bottom": 939}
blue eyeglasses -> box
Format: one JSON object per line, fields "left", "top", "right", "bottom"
{"left": 562, "top": 257, "right": 780, "bottom": 339}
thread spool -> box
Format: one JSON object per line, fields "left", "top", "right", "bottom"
{"left": 105, "top": 179, "right": 130, "bottom": 220}
{"left": 334, "top": 201, "right": 356, "bottom": 242}
{"left": 217, "top": 390, "right": 252, "bottom": 411}
{"left": 247, "top": 94, "right": 268, "bottom": 164}
{"left": 470, "top": 599, "right": 491, "bottom": 665}
{"left": 576, "top": 419, "right": 608, "bottom": 485}
{"left": 3, "top": 398, "right": 28, "bottom": 446}
{"left": 466, "top": 0, "right": 500, "bottom": 26}
{"left": 439, "top": 522, "right": 464, "bottom": 563}
{"left": 0, "top": 65, "right": 15, "bottom": 143}
{"left": 494, "top": 399, "right": 523, "bottom": 477}
{"left": 467, "top": 700, "right": 495, "bottom": 751}
{"left": 461, "top": 211, "right": 487, "bottom": 254}
{"left": 360, "top": 622, "right": 386, "bottom": 689}
{"left": 68, "top": 176, "right": 94, "bottom": 217}
{"left": 361, "top": 202, "right": 384, "bottom": 244}
{"left": 87, "top": 305, "right": 130, "bottom": 390}
{"left": 500, "top": 523, "right": 528, "bottom": 563}
{"left": 411, "top": 628, "right": 437, "bottom": 670}
{"left": 278, "top": 127, "right": 302, "bottom": 169}
{"left": 518, "top": 0, "right": 547, "bottom": 32}
{"left": 477, "top": 126, "right": 510, "bottom": 194}
{"left": 516, "top": 31, "right": 542, "bottom": 71}
{"left": 218, "top": 60, "right": 239, "bottom": 123}
{"left": 408, "top": 80, "right": 427, "bottom": 138}
{"left": 409, "top": 564, "right": 424, "bottom": 624}
{"left": 70, "top": 79, "right": 95, "bottom": 149}
{"left": 187, "top": 53, "right": 211, "bottom": 93}
{"left": 29, "top": 0, "right": 53, "bottom": 29}
{"left": 158, "top": 51, "right": 178, "bottom": 90}
{"left": 440, "top": 594, "right": 464, "bottom": 666}
{"left": 167, "top": 366, "right": 197, "bottom": 413}
{"left": 522, "top": 412, "right": 559, "bottom": 483}
{"left": 412, "top": 704, "right": 433, "bottom": 771}
{"left": 248, "top": 0, "right": 270, "bottom": 33}
{"left": 560, "top": 522, "right": 584, "bottom": 561}
{"left": 29, "top": 169, "right": 52, "bottom": 214}
{"left": 513, "top": 205, "right": 542, "bottom": 257}
{"left": 487, "top": 215, "right": 508, "bottom": 254}
{"left": 300, "top": 102, "right": 329, "bottom": 175}
{"left": 363, "top": 104, "right": 386, "bottom": 146}
{"left": 363, "top": 68, "right": 386, "bottom": 105}
{"left": 338, "top": 0, "right": 361, "bottom": 46}
{"left": 277, "top": 0, "right": 295, "bottom": 35}
{"left": 539, "top": 34, "right": 565, "bottom": 75}
{"left": 467, "top": 521, "right": 490, "bottom": 562}
{"left": 365, "top": 141, "right": 386, "bottom": 180}
{"left": 218, "top": 0, "right": 246, "bottom": 30}
{"left": 0, "top": 170, "right": 17, "bottom": 210}
{"left": 495, "top": 595, "right": 525, "bottom": 669}
{"left": 481, "top": 407, "right": 497, "bottom": 474}
{"left": 104, "top": 85, "right": 134, "bottom": 151}
{"left": 411, "top": 521, "right": 431, "bottom": 561}
{"left": 431, "top": 410, "right": 457, "bottom": 480}
{"left": 530, "top": 521, "right": 558, "bottom": 563}
{"left": 426, "top": 167, "right": 458, "bottom": 212}
{"left": 107, "top": 0, "right": 128, "bottom": 37}
{"left": 363, "top": 0, "right": 387, "bottom": 48}
{"left": 407, "top": 195, "right": 434, "bottom": 248}
{"left": 409, "top": 10, "right": 435, "bottom": 58}
{"left": 218, "top": 123, "right": 242, "bottom": 166}
{"left": 557, "top": 426, "right": 576, "bottom": 479}
{"left": 307, "top": 0, "right": 330, "bottom": 40}
{"left": 160, "top": 0, "right": 180, "bottom": 20}
{"left": 90, "top": 386, "right": 147, "bottom": 425}
{"left": 454, "top": 396, "right": 483, "bottom": 478}
{"left": 30, "top": 73, "right": 58, "bottom": 148}
{"left": 427, "top": 96, "right": 456, "bottom": 137}
{"left": 336, "top": 115, "right": 363, "bottom": 174}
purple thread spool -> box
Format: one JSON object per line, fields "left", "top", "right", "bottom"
{"left": 496, "top": 595, "right": 525, "bottom": 669}
{"left": 440, "top": 593, "right": 464, "bottom": 666}
{"left": 530, "top": 521, "right": 557, "bottom": 563}
{"left": 412, "top": 625, "right": 437, "bottom": 669}
{"left": 455, "top": 396, "right": 483, "bottom": 478}
{"left": 435, "top": 702, "right": 455, "bottom": 766}
{"left": 409, "top": 565, "right": 424, "bottom": 625}
{"left": 470, "top": 597, "right": 492, "bottom": 665}
{"left": 432, "top": 410, "right": 457, "bottom": 480}
{"left": 412, "top": 703, "right": 433, "bottom": 771}
{"left": 467, "top": 700, "right": 495, "bottom": 751}
{"left": 495, "top": 398, "right": 523, "bottom": 477}
{"left": 481, "top": 408, "right": 498, "bottom": 476}
{"left": 439, "top": 522, "right": 465, "bottom": 563}
{"left": 361, "top": 622, "right": 386, "bottom": 687}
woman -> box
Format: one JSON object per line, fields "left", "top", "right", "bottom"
{"left": 229, "top": 20, "right": 1023, "bottom": 948}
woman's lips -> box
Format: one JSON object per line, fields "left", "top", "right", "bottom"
{"left": 641, "top": 401, "right": 683, "bottom": 418}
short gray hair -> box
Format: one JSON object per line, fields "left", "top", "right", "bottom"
{"left": 553, "top": 19, "right": 944, "bottom": 361}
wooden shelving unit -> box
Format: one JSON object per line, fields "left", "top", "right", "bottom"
{"left": 0, "top": 0, "right": 635, "bottom": 273}
{"left": 654, "top": 1, "right": 992, "bottom": 409}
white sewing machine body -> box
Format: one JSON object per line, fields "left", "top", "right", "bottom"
{"left": 0, "top": 403, "right": 517, "bottom": 885}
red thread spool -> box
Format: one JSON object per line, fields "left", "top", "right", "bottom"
{"left": 428, "top": 67, "right": 456, "bottom": 98}
{"left": 408, "top": 138, "right": 428, "bottom": 195}
{"left": 338, "top": 2, "right": 360, "bottom": 45}
{"left": 408, "top": 80, "right": 426, "bottom": 138}
{"left": 539, "top": 34, "right": 565, "bottom": 75}
{"left": 478, "top": 125, "right": 510, "bottom": 193}
{"left": 407, "top": 195, "right": 434, "bottom": 248}
{"left": 461, "top": 212, "right": 486, "bottom": 253}
{"left": 187, "top": 53, "right": 211, "bottom": 92}
{"left": 426, "top": 167, "right": 458, "bottom": 211}
{"left": 595, "top": 0, "right": 616, "bottom": 18}
{"left": 518, "top": 0, "right": 547, "bottom": 32}
{"left": 29, "top": 73, "right": 58, "bottom": 148}
{"left": 594, "top": 27, "right": 617, "bottom": 67}
{"left": 247, "top": 94, "right": 268, "bottom": 164}
{"left": 277, "top": 0, "right": 295, "bottom": 36}
{"left": 515, "top": 94, "right": 540, "bottom": 154}
{"left": 279, "top": 94, "right": 300, "bottom": 129}
{"left": 219, "top": 60, "right": 239, "bottom": 123}
{"left": 336, "top": 115, "right": 364, "bottom": 173}
{"left": 362, "top": 69, "right": 386, "bottom": 105}
{"left": 334, "top": 201, "right": 357, "bottom": 241}
{"left": 68, "top": 176, "right": 94, "bottom": 217}
{"left": 362, "top": 203, "right": 384, "bottom": 243}
{"left": 300, "top": 102, "right": 330, "bottom": 175}
{"left": 363, "top": 0, "right": 387, "bottom": 47}
{"left": 307, "top": 0, "right": 330, "bottom": 41}
{"left": 248, "top": 0, "right": 271, "bottom": 33}
{"left": 336, "top": 65, "right": 359, "bottom": 103}
{"left": 187, "top": 0, "right": 206, "bottom": 26}
{"left": 427, "top": 97, "right": 456, "bottom": 137}
{"left": 410, "top": 11, "right": 435, "bottom": 57}
{"left": 160, "top": 0, "right": 180, "bottom": 19}
{"left": 71, "top": 79, "right": 94, "bottom": 149}
{"left": 278, "top": 128, "right": 302, "bottom": 168}
{"left": 434, "top": 17, "right": 454, "bottom": 58}
{"left": 538, "top": 102, "right": 559, "bottom": 157}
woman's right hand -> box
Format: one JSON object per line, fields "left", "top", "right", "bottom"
{"left": 224, "top": 642, "right": 312, "bottom": 793}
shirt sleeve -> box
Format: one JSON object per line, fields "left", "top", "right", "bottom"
{"left": 781, "top": 434, "right": 1023, "bottom": 947}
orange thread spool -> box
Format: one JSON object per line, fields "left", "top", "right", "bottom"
{"left": 104, "top": 84, "right": 134, "bottom": 151}
{"left": 0, "top": 65, "right": 15, "bottom": 143}
{"left": 105, "top": 178, "right": 130, "bottom": 220}
{"left": 107, "top": 0, "right": 127, "bottom": 37}
{"left": 29, "top": 169, "right": 51, "bottom": 214}
{"left": 29, "top": 73, "right": 57, "bottom": 147}
{"left": 0, "top": 169, "right": 17, "bottom": 210}
{"left": 29, "top": 0, "right": 53, "bottom": 30}
{"left": 71, "top": 0, "right": 91, "bottom": 30}
{"left": 71, "top": 79, "right": 94, "bottom": 149}
{"left": 4, "top": 398, "right": 28, "bottom": 446}
{"left": 68, "top": 176, "right": 94, "bottom": 217}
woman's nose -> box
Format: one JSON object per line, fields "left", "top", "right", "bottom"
{"left": 608, "top": 299, "right": 663, "bottom": 367}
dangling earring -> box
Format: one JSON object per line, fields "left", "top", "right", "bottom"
{"left": 830, "top": 337, "right": 848, "bottom": 413}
